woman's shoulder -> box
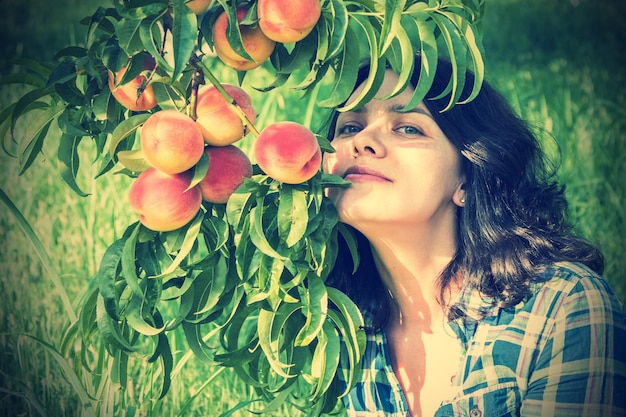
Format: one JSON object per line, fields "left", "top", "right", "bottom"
{"left": 527, "top": 261, "right": 625, "bottom": 321}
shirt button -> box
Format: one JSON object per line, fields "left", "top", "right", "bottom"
{"left": 470, "top": 407, "right": 482, "bottom": 417}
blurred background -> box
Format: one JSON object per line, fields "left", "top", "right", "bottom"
{"left": 1, "top": 0, "right": 624, "bottom": 415}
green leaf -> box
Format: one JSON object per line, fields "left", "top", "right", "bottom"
{"left": 379, "top": 0, "right": 406, "bottom": 55}
{"left": 92, "top": 88, "right": 116, "bottom": 122}
{"left": 249, "top": 203, "right": 291, "bottom": 263}
{"left": 116, "top": 18, "right": 145, "bottom": 57}
{"left": 194, "top": 256, "right": 229, "bottom": 316}
{"left": 57, "top": 134, "right": 90, "bottom": 197}
{"left": 108, "top": 113, "right": 151, "bottom": 157}
{"left": 316, "top": 24, "right": 360, "bottom": 108}
{"left": 152, "top": 331, "right": 174, "bottom": 399}
{"left": 114, "top": 0, "right": 168, "bottom": 19}
{"left": 400, "top": 15, "right": 439, "bottom": 112}
{"left": 7, "top": 58, "right": 53, "bottom": 81}
{"left": 121, "top": 223, "right": 144, "bottom": 297}
{"left": 188, "top": 150, "right": 209, "bottom": 190}
{"left": 378, "top": 18, "right": 414, "bottom": 100}
{"left": 171, "top": 0, "right": 198, "bottom": 82}
{"left": 257, "top": 304, "right": 301, "bottom": 378}
{"left": 327, "top": 288, "right": 365, "bottom": 395}
{"left": 153, "top": 211, "right": 203, "bottom": 278}
{"left": 338, "top": 15, "right": 386, "bottom": 112}
{"left": 181, "top": 320, "right": 215, "bottom": 362}
{"left": 269, "top": 39, "right": 317, "bottom": 76}
{"left": 139, "top": 14, "right": 175, "bottom": 73}
{"left": 96, "top": 293, "right": 137, "bottom": 352}
{"left": 10, "top": 86, "right": 55, "bottom": 135}
{"left": 337, "top": 223, "right": 360, "bottom": 274}
{"left": 226, "top": 184, "right": 259, "bottom": 232}
{"left": 430, "top": 11, "right": 467, "bottom": 111}
{"left": 116, "top": 148, "right": 151, "bottom": 172}
{"left": 126, "top": 294, "right": 166, "bottom": 336}
{"left": 438, "top": 10, "right": 485, "bottom": 104}
{"left": 214, "top": 0, "right": 254, "bottom": 61}
{"left": 294, "top": 272, "right": 328, "bottom": 346}
{"left": 277, "top": 184, "right": 309, "bottom": 248}
{"left": 324, "top": 0, "right": 350, "bottom": 60}
{"left": 18, "top": 105, "right": 65, "bottom": 174}
{"left": 96, "top": 237, "right": 126, "bottom": 321}
{"left": 0, "top": 73, "right": 47, "bottom": 89}
{"left": 310, "top": 320, "right": 340, "bottom": 400}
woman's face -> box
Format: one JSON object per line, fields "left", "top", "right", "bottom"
{"left": 323, "top": 70, "right": 466, "bottom": 236}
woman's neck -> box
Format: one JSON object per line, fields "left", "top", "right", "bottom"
{"left": 364, "top": 225, "right": 459, "bottom": 328}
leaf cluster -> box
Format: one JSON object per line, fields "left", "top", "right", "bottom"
{"left": 1, "top": 0, "right": 486, "bottom": 413}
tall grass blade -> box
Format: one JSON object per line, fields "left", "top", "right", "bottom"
{"left": 19, "top": 334, "right": 96, "bottom": 417}
{"left": 0, "top": 186, "right": 77, "bottom": 323}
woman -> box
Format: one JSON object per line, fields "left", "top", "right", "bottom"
{"left": 323, "top": 57, "right": 626, "bottom": 417}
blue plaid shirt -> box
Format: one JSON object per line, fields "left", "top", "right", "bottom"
{"left": 339, "top": 262, "right": 626, "bottom": 416}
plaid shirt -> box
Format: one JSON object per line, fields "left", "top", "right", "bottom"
{"left": 339, "top": 262, "right": 626, "bottom": 416}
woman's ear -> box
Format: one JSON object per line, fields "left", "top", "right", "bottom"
{"left": 453, "top": 182, "right": 466, "bottom": 207}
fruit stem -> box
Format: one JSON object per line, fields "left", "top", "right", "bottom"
{"left": 192, "top": 56, "right": 261, "bottom": 138}
{"left": 189, "top": 64, "right": 205, "bottom": 121}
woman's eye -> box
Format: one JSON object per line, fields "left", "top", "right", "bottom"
{"left": 336, "top": 124, "right": 362, "bottom": 136}
{"left": 395, "top": 125, "right": 424, "bottom": 136}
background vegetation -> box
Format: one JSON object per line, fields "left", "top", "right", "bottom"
{"left": 1, "top": 0, "right": 624, "bottom": 415}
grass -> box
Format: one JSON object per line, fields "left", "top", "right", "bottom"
{"left": 1, "top": 0, "right": 625, "bottom": 415}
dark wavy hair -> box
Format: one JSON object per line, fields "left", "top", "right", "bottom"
{"left": 326, "top": 56, "right": 604, "bottom": 330}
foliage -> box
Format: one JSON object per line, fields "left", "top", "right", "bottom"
{"left": 0, "top": 0, "right": 485, "bottom": 414}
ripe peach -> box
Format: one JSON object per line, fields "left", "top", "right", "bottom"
{"left": 258, "top": 0, "right": 321, "bottom": 43}
{"left": 195, "top": 84, "right": 257, "bottom": 146}
{"left": 140, "top": 110, "right": 205, "bottom": 174}
{"left": 199, "top": 145, "right": 253, "bottom": 203}
{"left": 186, "top": 0, "right": 212, "bottom": 14}
{"left": 129, "top": 168, "right": 202, "bottom": 232}
{"left": 212, "top": 7, "right": 276, "bottom": 71}
{"left": 254, "top": 121, "right": 321, "bottom": 184}
{"left": 108, "top": 55, "right": 157, "bottom": 112}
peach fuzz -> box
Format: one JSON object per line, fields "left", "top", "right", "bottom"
{"left": 254, "top": 121, "right": 322, "bottom": 184}
{"left": 140, "top": 110, "right": 205, "bottom": 174}
{"left": 199, "top": 145, "right": 253, "bottom": 204}
{"left": 212, "top": 7, "right": 276, "bottom": 71}
{"left": 186, "top": 0, "right": 212, "bottom": 14}
{"left": 108, "top": 55, "right": 157, "bottom": 112}
{"left": 258, "top": 0, "right": 322, "bottom": 43}
{"left": 195, "top": 84, "right": 256, "bottom": 146}
{"left": 129, "top": 168, "right": 202, "bottom": 232}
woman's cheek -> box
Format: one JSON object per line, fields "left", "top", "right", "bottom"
{"left": 322, "top": 151, "right": 339, "bottom": 175}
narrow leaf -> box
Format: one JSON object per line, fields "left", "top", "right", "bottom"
{"left": 316, "top": 24, "right": 360, "bottom": 108}
{"left": 294, "top": 272, "right": 328, "bottom": 346}
{"left": 379, "top": 0, "right": 406, "bottom": 55}
{"left": 171, "top": 0, "right": 198, "bottom": 82}
{"left": 338, "top": 15, "right": 385, "bottom": 112}
{"left": 108, "top": 113, "right": 151, "bottom": 157}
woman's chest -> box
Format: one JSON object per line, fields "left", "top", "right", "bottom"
{"left": 388, "top": 329, "right": 464, "bottom": 416}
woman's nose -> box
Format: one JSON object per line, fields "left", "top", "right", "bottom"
{"left": 351, "top": 126, "right": 386, "bottom": 157}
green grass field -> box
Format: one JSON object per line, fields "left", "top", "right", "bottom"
{"left": 1, "top": 0, "right": 624, "bottom": 415}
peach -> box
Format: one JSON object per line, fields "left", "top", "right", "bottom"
{"left": 186, "top": 0, "right": 212, "bottom": 14}
{"left": 212, "top": 7, "right": 276, "bottom": 71}
{"left": 258, "top": 0, "right": 321, "bottom": 43}
{"left": 108, "top": 54, "right": 157, "bottom": 112}
{"left": 195, "top": 84, "right": 257, "bottom": 146}
{"left": 199, "top": 145, "right": 253, "bottom": 203}
{"left": 129, "top": 168, "right": 202, "bottom": 232}
{"left": 140, "top": 110, "right": 205, "bottom": 174}
{"left": 254, "top": 121, "right": 321, "bottom": 184}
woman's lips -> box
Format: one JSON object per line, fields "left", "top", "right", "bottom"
{"left": 342, "top": 166, "right": 392, "bottom": 183}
